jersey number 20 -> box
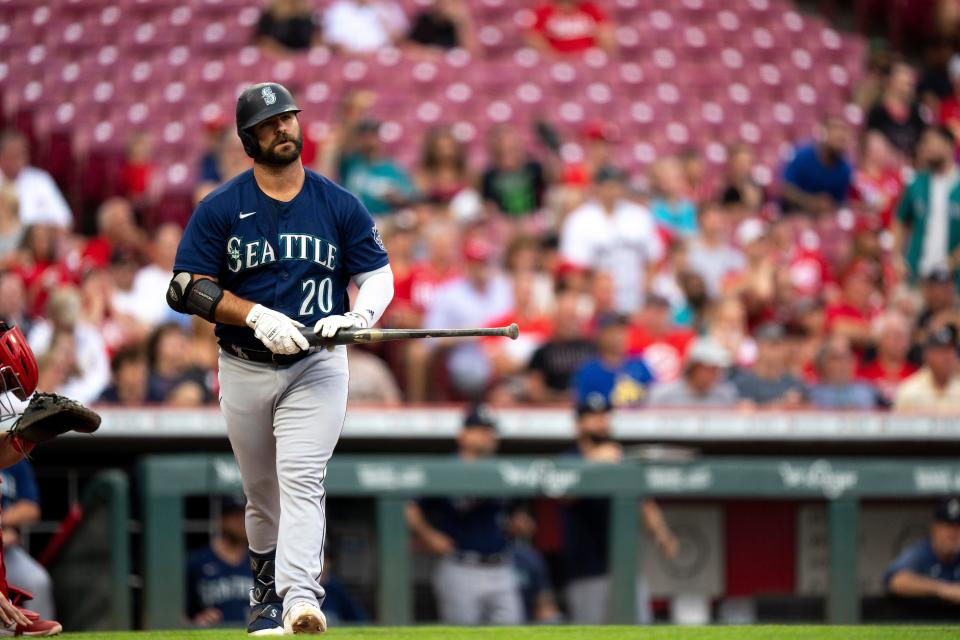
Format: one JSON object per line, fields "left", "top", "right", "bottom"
{"left": 300, "top": 278, "right": 334, "bottom": 316}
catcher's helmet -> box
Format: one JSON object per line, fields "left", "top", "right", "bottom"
{"left": 236, "top": 82, "right": 301, "bottom": 158}
{"left": 0, "top": 321, "right": 38, "bottom": 422}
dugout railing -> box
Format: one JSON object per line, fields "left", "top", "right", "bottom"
{"left": 136, "top": 454, "right": 960, "bottom": 629}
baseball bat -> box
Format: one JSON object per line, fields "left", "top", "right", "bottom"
{"left": 301, "top": 323, "right": 520, "bottom": 347}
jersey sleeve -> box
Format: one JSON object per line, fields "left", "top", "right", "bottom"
{"left": 340, "top": 196, "right": 390, "bottom": 276}
{"left": 174, "top": 200, "right": 229, "bottom": 277}
{"left": 882, "top": 541, "right": 928, "bottom": 589}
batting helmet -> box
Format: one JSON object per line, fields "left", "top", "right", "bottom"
{"left": 236, "top": 82, "right": 301, "bottom": 158}
{"left": 0, "top": 321, "right": 38, "bottom": 422}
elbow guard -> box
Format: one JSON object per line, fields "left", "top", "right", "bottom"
{"left": 166, "top": 272, "right": 224, "bottom": 322}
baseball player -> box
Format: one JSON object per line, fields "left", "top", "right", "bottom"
{"left": 0, "top": 320, "right": 102, "bottom": 636}
{"left": 166, "top": 82, "right": 393, "bottom": 635}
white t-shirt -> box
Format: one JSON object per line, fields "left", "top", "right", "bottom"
{"left": 323, "top": 1, "right": 408, "bottom": 53}
{"left": 0, "top": 166, "right": 72, "bottom": 229}
{"left": 27, "top": 321, "right": 110, "bottom": 404}
{"left": 686, "top": 237, "right": 746, "bottom": 298}
{"left": 112, "top": 264, "right": 176, "bottom": 327}
{"left": 560, "top": 198, "right": 664, "bottom": 313}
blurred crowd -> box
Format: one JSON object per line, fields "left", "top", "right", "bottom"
{"left": 1, "top": 0, "right": 960, "bottom": 414}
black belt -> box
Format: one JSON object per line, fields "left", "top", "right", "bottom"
{"left": 220, "top": 341, "right": 314, "bottom": 367}
{"left": 451, "top": 551, "right": 510, "bottom": 566}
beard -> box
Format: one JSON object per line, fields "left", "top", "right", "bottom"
{"left": 258, "top": 130, "right": 304, "bottom": 167}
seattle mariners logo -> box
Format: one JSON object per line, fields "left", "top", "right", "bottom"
{"left": 372, "top": 226, "right": 385, "bottom": 251}
{"left": 261, "top": 86, "right": 277, "bottom": 105}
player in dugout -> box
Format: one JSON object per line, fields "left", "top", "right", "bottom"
{"left": 0, "top": 320, "right": 101, "bottom": 636}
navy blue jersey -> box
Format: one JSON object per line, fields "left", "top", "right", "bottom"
{"left": 560, "top": 447, "right": 609, "bottom": 580}
{"left": 174, "top": 169, "right": 389, "bottom": 351}
{"left": 417, "top": 497, "right": 512, "bottom": 555}
{"left": 186, "top": 546, "right": 253, "bottom": 623}
{"left": 884, "top": 538, "right": 960, "bottom": 589}
{"left": 0, "top": 460, "right": 39, "bottom": 511}
{"left": 512, "top": 542, "right": 551, "bottom": 622}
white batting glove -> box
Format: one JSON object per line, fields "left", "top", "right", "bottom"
{"left": 314, "top": 311, "right": 369, "bottom": 339}
{"left": 245, "top": 304, "right": 310, "bottom": 355}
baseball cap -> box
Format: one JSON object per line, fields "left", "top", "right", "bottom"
{"left": 594, "top": 165, "right": 627, "bottom": 184}
{"left": 935, "top": 496, "right": 960, "bottom": 524}
{"left": 924, "top": 266, "right": 953, "bottom": 284}
{"left": 685, "top": 337, "right": 732, "bottom": 368}
{"left": 463, "top": 403, "right": 497, "bottom": 430}
{"left": 576, "top": 392, "right": 612, "bottom": 418}
{"left": 925, "top": 324, "right": 958, "bottom": 349}
{"left": 463, "top": 237, "right": 493, "bottom": 262}
{"left": 754, "top": 322, "right": 786, "bottom": 342}
{"left": 595, "top": 312, "right": 629, "bottom": 330}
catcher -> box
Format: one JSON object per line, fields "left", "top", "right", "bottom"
{"left": 0, "top": 321, "right": 101, "bottom": 636}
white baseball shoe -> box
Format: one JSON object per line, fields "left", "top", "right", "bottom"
{"left": 283, "top": 601, "right": 327, "bottom": 635}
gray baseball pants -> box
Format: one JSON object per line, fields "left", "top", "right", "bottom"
{"left": 218, "top": 347, "right": 348, "bottom": 611}
{"left": 433, "top": 556, "right": 524, "bottom": 625}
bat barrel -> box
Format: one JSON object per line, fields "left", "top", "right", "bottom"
{"left": 300, "top": 324, "right": 520, "bottom": 347}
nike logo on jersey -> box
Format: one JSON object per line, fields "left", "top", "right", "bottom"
{"left": 239, "top": 211, "right": 257, "bottom": 219}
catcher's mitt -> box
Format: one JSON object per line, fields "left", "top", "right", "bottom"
{"left": 8, "top": 392, "right": 101, "bottom": 445}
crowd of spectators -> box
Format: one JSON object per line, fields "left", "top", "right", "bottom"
{"left": 1, "top": 1, "right": 960, "bottom": 416}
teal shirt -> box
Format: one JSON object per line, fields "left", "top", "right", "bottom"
{"left": 340, "top": 154, "right": 416, "bottom": 216}
{"left": 896, "top": 171, "right": 960, "bottom": 286}
{"left": 651, "top": 198, "right": 698, "bottom": 237}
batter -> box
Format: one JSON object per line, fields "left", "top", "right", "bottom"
{"left": 167, "top": 83, "right": 393, "bottom": 635}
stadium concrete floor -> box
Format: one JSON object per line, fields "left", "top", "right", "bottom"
{"left": 58, "top": 626, "right": 960, "bottom": 639}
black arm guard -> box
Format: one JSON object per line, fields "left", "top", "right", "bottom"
{"left": 166, "top": 273, "right": 224, "bottom": 322}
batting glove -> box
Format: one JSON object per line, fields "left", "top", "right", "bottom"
{"left": 245, "top": 304, "right": 310, "bottom": 355}
{"left": 314, "top": 311, "right": 369, "bottom": 339}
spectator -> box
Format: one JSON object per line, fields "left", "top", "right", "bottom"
{"left": 895, "top": 324, "right": 960, "bottom": 412}
{"left": 0, "top": 273, "right": 29, "bottom": 336}
{"left": 80, "top": 197, "right": 147, "bottom": 272}
{"left": 625, "top": 295, "right": 695, "bottom": 384}
{"left": 319, "top": 550, "right": 370, "bottom": 625}
{"left": 121, "top": 132, "right": 156, "bottom": 208}
{"left": 686, "top": 201, "right": 745, "bottom": 299}
{"left": 706, "top": 296, "right": 756, "bottom": 368}
{"left": 915, "top": 267, "right": 960, "bottom": 343}
{"left": 824, "top": 259, "right": 883, "bottom": 350}
{"left": 186, "top": 497, "right": 252, "bottom": 627}
{"left": 27, "top": 288, "right": 110, "bottom": 405}
{"left": 573, "top": 313, "right": 655, "bottom": 408}
{"left": 422, "top": 237, "right": 513, "bottom": 397}
{"left": 858, "top": 311, "right": 919, "bottom": 406}
{"left": 724, "top": 218, "right": 776, "bottom": 324}
{"left": 1, "top": 460, "right": 53, "bottom": 621}
{"left": 415, "top": 127, "right": 472, "bottom": 205}
{"left": 731, "top": 323, "right": 806, "bottom": 408}
{"left": 781, "top": 116, "right": 854, "bottom": 216}
{"left": 939, "top": 55, "right": 960, "bottom": 142}
{"left": 918, "top": 39, "right": 954, "bottom": 110}
{"left": 485, "top": 271, "right": 553, "bottom": 384}
{"left": 256, "top": 0, "right": 319, "bottom": 53}
{"left": 561, "top": 394, "right": 677, "bottom": 624}
{"left": 718, "top": 144, "right": 764, "bottom": 216}
{"left": 894, "top": 126, "right": 960, "bottom": 284}
{"left": 111, "top": 223, "right": 182, "bottom": 329}
{"left": 525, "top": 285, "right": 595, "bottom": 403}
{"left": 10, "top": 223, "right": 76, "bottom": 318}
{"left": 852, "top": 130, "right": 904, "bottom": 230}
{"left": 0, "top": 186, "right": 22, "bottom": 261}
{"left": 884, "top": 497, "right": 960, "bottom": 601}
{"left": 650, "top": 156, "right": 698, "bottom": 239}
{"left": 97, "top": 346, "right": 151, "bottom": 406}
{"left": 338, "top": 119, "right": 416, "bottom": 216}
{"left": 527, "top": 0, "right": 614, "bottom": 56}
{"left": 346, "top": 348, "right": 402, "bottom": 404}
{"left": 680, "top": 147, "right": 711, "bottom": 205}
{"left": 868, "top": 61, "right": 927, "bottom": 158}
{"left": 407, "top": 0, "right": 476, "bottom": 52}
{"left": 481, "top": 126, "right": 547, "bottom": 218}
{"left": 807, "top": 334, "right": 880, "bottom": 410}
{"left": 323, "top": 0, "right": 408, "bottom": 55}
{"left": 648, "top": 337, "right": 738, "bottom": 407}
{"left": 146, "top": 322, "right": 211, "bottom": 406}
{"left": 405, "top": 405, "right": 524, "bottom": 625}
{"left": 0, "top": 130, "right": 72, "bottom": 230}
{"left": 560, "top": 166, "right": 663, "bottom": 314}
{"left": 506, "top": 507, "right": 560, "bottom": 623}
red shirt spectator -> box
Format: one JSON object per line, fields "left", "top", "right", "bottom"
{"left": 530, "top": 1, "right": 608, "bottom": 54}
{"left": 626, "top": 297, "right": 696, "bottom": 383}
